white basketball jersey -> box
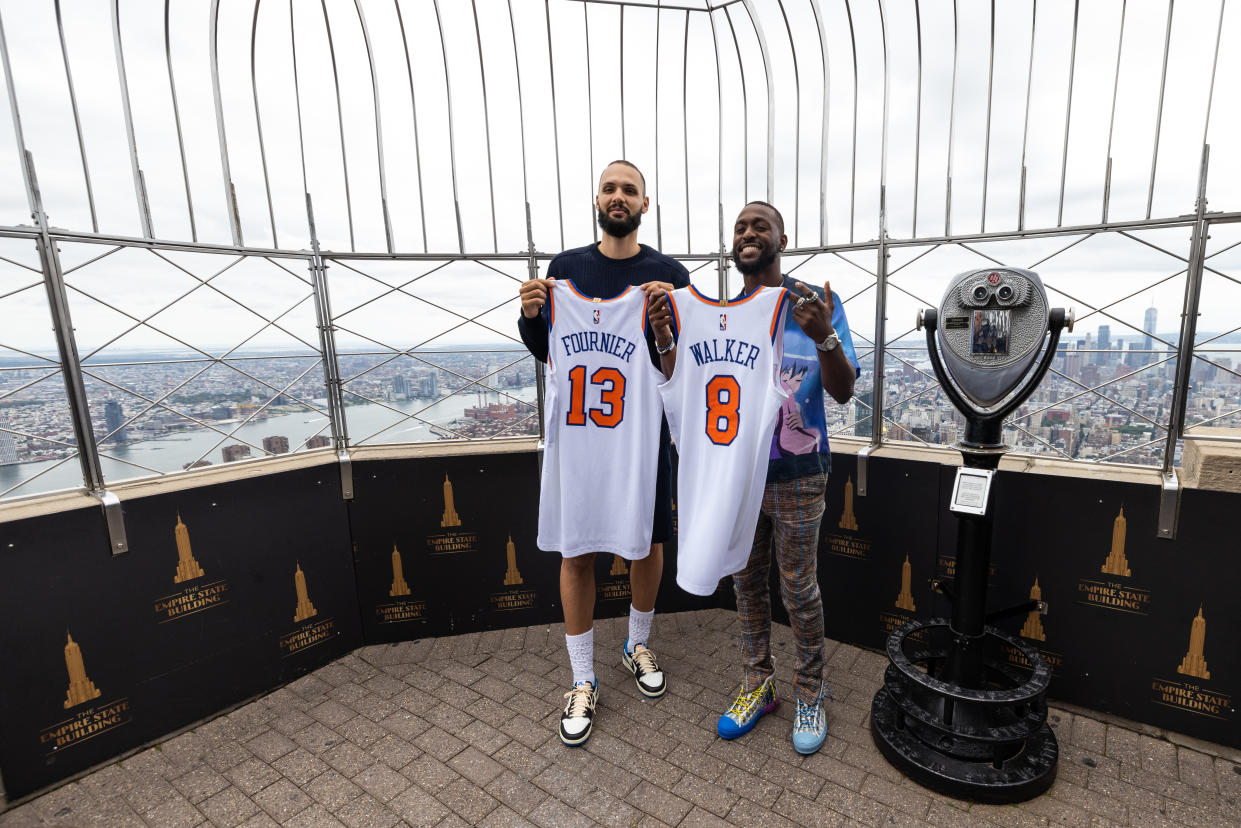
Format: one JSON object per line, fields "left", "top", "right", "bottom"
{"left": 537, "top": 281, "right": 665, "bottom": 559}
{"left": 658, "top": 285, "right": 790, "bottom": 595}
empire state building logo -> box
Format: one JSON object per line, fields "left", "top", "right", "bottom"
{"left": 293, "top": 562, "right": 318, "bottom": 622}
{"left": 503, "top": 536, "right": 523, "bottom": 586}
{"left": 172, "top": 513, "right": 205, "bottom": 583}
{"left": 1177, "top": 606, "right": 1210, "bottom": 680}
{"left": 1021, "top": 578, "right": 1046, "bottom": 642}
{"left": 1100, "top": 507, "right": 1131, "bottom": 577}
{"left": 894, "top": 555, "right": 916, "bottom": 612}
{"left": 389, "top": 545, "right": 411, "bottom": 597}
{"left": 441, "top": 475, "right": 461, "bottom": 528}
{"left": 838, "top": 476, "right": 859, "bottom": 531}
{"left": 62, "top": 631, "right": 102, "bottom": 708}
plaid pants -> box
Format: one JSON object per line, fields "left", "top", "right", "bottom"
{"left": 732, "top": 472, "right": 827, "bottom": 705}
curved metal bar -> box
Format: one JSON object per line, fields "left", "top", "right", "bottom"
{"left": 468, "top": 0, "right": 499, "bottom": 253}
{"left": 583, "top": 2, "right": 598, "bottom": 244}
{"left": 1145, "top": 0, "right": 1174, "bottom": 220}
{"left": 163, "top": 0, "right": 196, "bottom": 241}
{"left": 740, "top": 0, "right": 774, "bottom": 203}
{"left": 250, "top": 0, "right": 279, "bottom": 247}
{"left": 620, "top": 5, "right": 625, "bottom": 159}
{"left": 209, "top": 0, "right": 243, "bottom": 246}
{"left": 722, "top": 7, "right": 749, "bottom": 202}
{"left": 504, "top": 0, "right": 531, "bottom": 214}
{"left": 1102, "top": 0, "right": 1127, "bottom": 223}
{"left": 774, "top": 0, "right": 799, "bottom": 245}
{"left": 1018, "top": 0, "right": 1036, "bottom": 230}
{"left": 1056, "top": 0, "right": 1080, "bottom": 227}
{"left": 542, "top": 0, "right": 565, "bottom": 251}
{"left": 809, "top": 0, "right": 828, "bottom": 245}
{"left": 908, "top": 1, "right": 923, "bottom": 237}
{"left": 655, "top": 1, "right": 663, "bottom": 249}
{"left": 1199, "top": 0, "right": 1225, "bottom": 152}
{"left": 706, "top": 7, "right": 723, "bottom": 260}
{"left": 843, "top": 0, "right": 859, "bottom": 241}
{"left": 944, "top": 0, "right": 958, "bottom": 236}
{"left": 111, "top": 0, "right": 154, "bottom": 237}
{"left": 0, "top": 9, "right": 34, "bottom": 212}
{"left": 352, "top": 0, "right": 395, "bottom": 254}
{"left": 981, "top": 0, "right": 994, "bottom": 231}
{"left": 53, "top": 0, "right": 98, "bottom": 234}
{"left": 289, "top": 1, "right": 309, "bottom": 199}
{"left": 428, "top": 0, "right": 464, "bottom": 254}
{"left": 878, "top": 0, "right": 890, "bottom": 240}
{"left": 392, "top": 0, "right": 428, "bottom": 252}
{"left": 318, "top": 0, "right": 357, "bottom": 251}
{"left": 682, "top": 9, "right": 691, "bottom": 253}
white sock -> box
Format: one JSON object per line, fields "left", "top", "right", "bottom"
{"left": 628, "top": 605, "right": 654, "bottom": 652}
{"left": 565, "top": 629, "right": 595, "bottom": 686}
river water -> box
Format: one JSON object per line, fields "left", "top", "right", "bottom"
{"left": 0, "top": 385, "right": 538, "bottom": 498}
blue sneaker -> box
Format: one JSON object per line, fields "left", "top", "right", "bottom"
{"left": 792, "top": 689, "right": 828, "bottom": 754}
{"left": 717, "top": 676, "right": 780, "bottom": 739}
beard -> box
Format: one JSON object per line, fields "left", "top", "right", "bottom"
{"left": 731, "top": 242, "right": 778, "bottom": 276}
{"left": 597, "top": 205, "right": 642, "bottom": 238}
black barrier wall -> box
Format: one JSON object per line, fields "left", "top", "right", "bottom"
{"left": 0, "top": 446, "right": 1237, "bottom": 801}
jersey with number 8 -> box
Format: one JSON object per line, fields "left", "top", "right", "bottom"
{"left": 658, "top": 284, "right": 791, "bottom": 595}
{"left": 538, "top": 281, "right": 666, "bottom": 559}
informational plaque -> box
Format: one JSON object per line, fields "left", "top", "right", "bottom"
{"left": 950, "top": 467, "right": 994, "bottom": 516}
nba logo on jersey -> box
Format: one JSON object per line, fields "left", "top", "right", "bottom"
{"left": 719, "top": 313, "right": 727, "bottom": 331}
{"left": 593, "top": 308, "right": 601, "bottom": 324}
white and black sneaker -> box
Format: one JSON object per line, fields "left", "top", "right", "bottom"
{"left": 559, "top": 681, "right": 598, "bottom": 746}
{"left": 622, "top": 640, "right": 667, "bottom": 698}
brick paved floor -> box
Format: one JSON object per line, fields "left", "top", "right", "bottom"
{"left": 3, "top": 609, "right": 1239, "bottom": 827}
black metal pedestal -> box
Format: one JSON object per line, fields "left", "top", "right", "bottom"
{"left": 870, "top": 442, "right": 1058, "bottom": 802}
{"left": 870, "top": 619, "right": 1058, "bottom": 802}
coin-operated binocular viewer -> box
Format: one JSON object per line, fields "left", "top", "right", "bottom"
{"left": 870, "top": 267, "right": 1072, "bottom": 803}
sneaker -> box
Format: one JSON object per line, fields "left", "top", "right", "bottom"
{"left": 717, "top": 676, "right": 780, "bottom": 739}
{"left": 622, "top": 640, "right": 667, "bottom": 698}
{"left": 559, "top": 681, "right": 598, "bottom": 746}
{"left": 792, "top": 689, "right": 828, "bottom": 754}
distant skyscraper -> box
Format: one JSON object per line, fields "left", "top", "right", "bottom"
{"left": 262, "top": 435, "right": 290, "bottom": 454}
{"left": 853, "top": 390, "right": 873, "bottom": 438}
{"left": 306, "top": 435, "right": 331, "bottom": 449}
{"left": 104, "top": 400, "right": 126, "bottom": 443}
{"left": 1143, "top": 306, "right": 1157, "bottom": 356}
{"left": 0, "top": 424, "right": 17, "bottom": 465}
{"left": 222, "top": 444, "right": 251, "bottom": 463}
{"left": 392, "top": 375, "right": 409, "bottom": 399}
{"left": 1097, "top": 326, "right": 1111, "bottom": 365}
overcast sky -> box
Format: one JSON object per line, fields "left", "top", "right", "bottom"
{"left": 0, "top": 0, "right": 1238, "bottom": 357}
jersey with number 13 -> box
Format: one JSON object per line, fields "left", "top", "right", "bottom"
{"left": 537, "top": 281, "right": 665, "bottom": 559}
{"left": 658, "top": 284, "right": 791, "bottom": 595}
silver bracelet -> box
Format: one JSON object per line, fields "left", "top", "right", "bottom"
{"left": 656, "top": 339, "right": 677, "bottom": 355}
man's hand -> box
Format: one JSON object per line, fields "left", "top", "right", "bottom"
{"left": 520, "top": 278, "right": 556, "bottom": 319}
{"left": 639, "top": 281, "right": 675, "bottom": 301}
{"left": 791, "top": 280, "right": 835, "bottom": 344}
{"left": 647, "top": 288, "right": 675, "bottom": 349}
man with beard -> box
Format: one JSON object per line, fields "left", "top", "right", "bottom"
{"left": 518, "top": 160, "right": 688, "bottom": 746}
{"left": 659, "top": 201, "right": 858, "bottom": 754}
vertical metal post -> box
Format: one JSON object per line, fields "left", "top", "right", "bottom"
{"left": 33, "top": 155, "right": 127, "bottom": 551}
{"left": 860, "top": 224, "right": 889, "bottom": 497}
{"left": 306, "top": 193, "right": 353, "bottom": 500}
{"left": 1157, "top": 144, "right": 1210, "bottom": 538}
{"left": 525, "top": 202, "right": 546, "bottom": 445}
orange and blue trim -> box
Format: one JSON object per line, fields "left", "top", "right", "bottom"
{"left": 687, "top": 283, "right": 766, "bottom": 307}
{"left": 562, "top": 279, "right": 634, "bottom": 303}
{"left": 770, "top": 287, "right": 791, "bottom": 343}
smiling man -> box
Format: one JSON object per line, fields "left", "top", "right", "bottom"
{"left": 715, "top": 201, "right": 860, "bottom": 755}
{"left": 517, "top": 160, "right": 688, "bottom": 746}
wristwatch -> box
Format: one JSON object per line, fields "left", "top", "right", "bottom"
{"left": 816, "top": 332, "right": 841, "bottom": 352}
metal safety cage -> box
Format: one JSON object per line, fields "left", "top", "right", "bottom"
{"left": 0, "top": 0, "right": 1237, "bottom": 547}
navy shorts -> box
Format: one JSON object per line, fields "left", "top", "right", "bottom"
{"left": 651, "top": 417, "right": 675, "bottom": 545}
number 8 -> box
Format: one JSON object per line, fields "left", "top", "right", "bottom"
{"left": 705, "top": 375, "right": 740, "bottom": 445}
